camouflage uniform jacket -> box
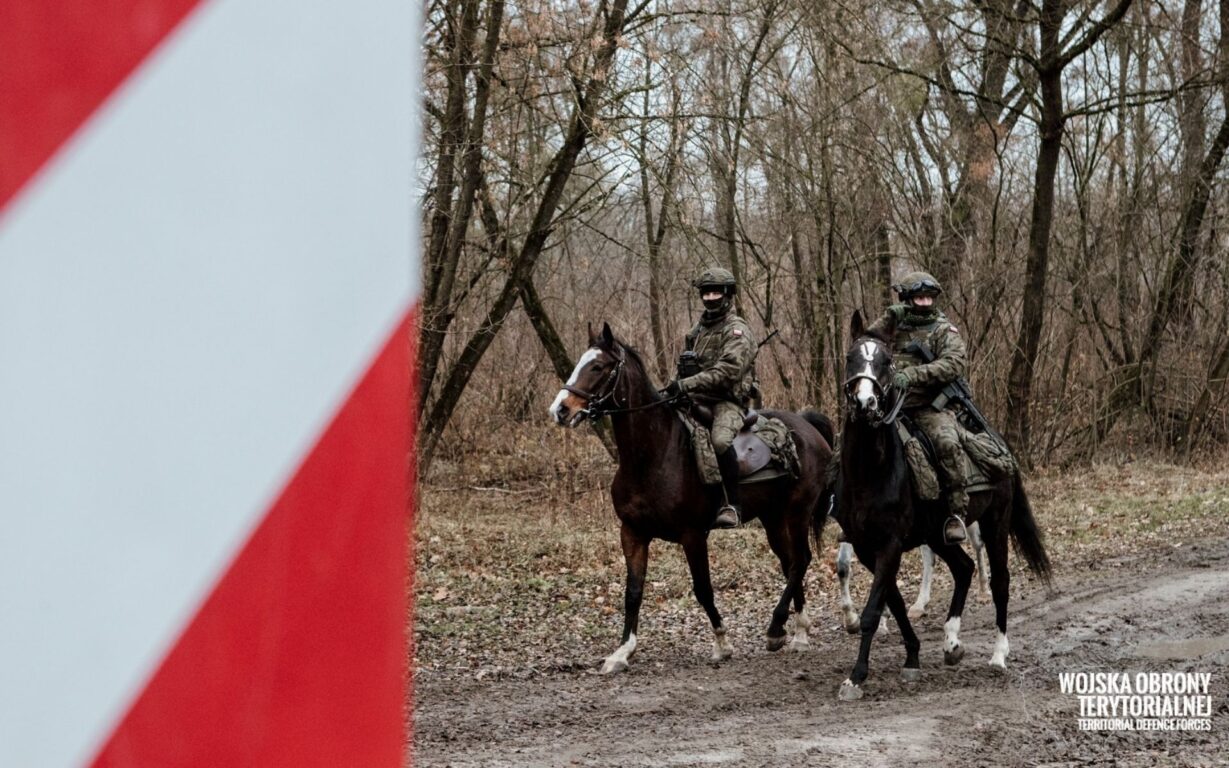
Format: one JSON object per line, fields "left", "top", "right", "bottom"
{"left": 680, "top": 311, "right": 757, "bottom": 404}
{"left": 867, "top": 304, "right": 967, "bottom": 410}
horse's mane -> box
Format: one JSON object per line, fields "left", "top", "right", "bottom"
{"left": 610, "top": 334, "right": 661, "bottom": 395}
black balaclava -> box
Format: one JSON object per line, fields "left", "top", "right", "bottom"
{"left": 701, "top": 289, "right": 732, "bottom": 322}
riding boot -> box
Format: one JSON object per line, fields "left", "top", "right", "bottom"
{"left": 713, "top": 447, "right": 742, "bottom": 529}
{"left": 943, "top": 488, "right": 969, "bottom": 544}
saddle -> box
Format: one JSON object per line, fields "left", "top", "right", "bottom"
{"left": 678, "top": 407, "right": 799, "bottom": 485}
{"left": 732, "top": 411, "right": 773, "bottom": 476}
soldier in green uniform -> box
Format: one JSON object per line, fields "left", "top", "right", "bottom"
{"left": 867, "top": 271, "right": 970, "bottom": 544}
{"left": 661, "top": 267, "right": 757, "bottom": 529}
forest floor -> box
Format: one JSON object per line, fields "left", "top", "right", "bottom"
{"left": 412, "top": 458, "right": 1229, "bottom": 767}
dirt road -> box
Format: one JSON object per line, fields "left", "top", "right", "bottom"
{"left": 414, "top": 537, "right": 1229, "bottom": 767}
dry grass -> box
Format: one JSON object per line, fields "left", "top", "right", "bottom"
{"left": 414, "top": 423, "right": 1229, "bottom": 683}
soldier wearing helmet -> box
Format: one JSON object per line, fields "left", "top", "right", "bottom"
{"left": 867, "top": 271, "right": 971, "bottom": 544}
{"left": 661, "top": 267, "right": 757, "bottom": 529}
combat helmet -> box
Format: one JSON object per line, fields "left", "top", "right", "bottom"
{"left": 693, "top": 266, "right": 737, "bottom": 296}
{"left": 892, "top": 271, "right": 942, "bottom": 301}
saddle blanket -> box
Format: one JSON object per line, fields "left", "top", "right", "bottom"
{"left": 897, "top": 420, "right": 1018, "bottom": 501}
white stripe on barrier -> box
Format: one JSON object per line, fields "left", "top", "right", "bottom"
{"left": 0, "top": 1, "right": 415, "bottom": 764}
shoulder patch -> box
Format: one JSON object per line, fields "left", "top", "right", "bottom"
{"left": 948, "top": 325, "right": 959, "bottom": 334}
{"left": 732, "top": 329, "right": 743, "bottom": 337}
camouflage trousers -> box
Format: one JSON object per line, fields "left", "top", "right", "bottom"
{"left": 910, "top": 408, "right": 969, "bottom": 516}
{"left": 710, "top": 401, "right": 743, "bottom": 454}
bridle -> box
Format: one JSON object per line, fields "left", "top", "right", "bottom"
{"left": 563, "top": 349, "right": 626, "bottom": 418}
{"left": 843, "top": 341, "right": 905, "bottom": 428}
{"left": 563, "top": 347, "right": 685, "bottom": 420}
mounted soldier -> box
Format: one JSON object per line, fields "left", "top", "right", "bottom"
{"left": 866, "top": 271, "right": 971, "bottom": 544}
{"left": 661, "top": 267, "right": 757, "bottom": 529}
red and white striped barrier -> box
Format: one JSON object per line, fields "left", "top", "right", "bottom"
{"left": 0, "top": 1, "right": 417, "bottom": 765}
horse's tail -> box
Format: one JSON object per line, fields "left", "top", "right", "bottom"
{"left": 810, "top": 487, "right": 831, "bottom": 558}
{"left": 801, "top": 409, "right": 835, "bottom": 448}
{"left": 1009, "top": 473, "right": 1052, "bottom": 585}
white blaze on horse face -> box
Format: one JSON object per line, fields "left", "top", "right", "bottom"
{"left": 853, "top": 366, "right": 878, "bottom": 410}
{"left": 549, "top": 347, "right": 600, "bottom": 424}
{"left": 852, "top": 342, "right": 880, "bottom": 410}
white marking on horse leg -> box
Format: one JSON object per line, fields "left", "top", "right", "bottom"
{"left": 789, "top": 608, "right": 811, "bottom": 651}
{"left": 944, "top": 616, "right": 961, "bottom": 653}
{"left": 837, "top": 543, "right": 859, "bottom": 632}
{"left": 989, "top": 630, "right": 1010, "bottom": 670}
{"left": 909, "top": 545, "right": 934, "bottom": 619}
{"left": 838, "top": 678, "right": 864, "bottom": 701}
{"left": 600, "top": 632, "right": 637, "bottom": 674}
{"left": 971, "top": 524, "right": 990, "bottom": 600}
{"left": 711, "top": 626, "right": 733, "bottom": 662}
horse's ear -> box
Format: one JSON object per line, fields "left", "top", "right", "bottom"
{"left": 599, "top": 321, "right": 615, "bottom": 349}
{"left": 588, "top": 322, "right": 597, "bottom": 346}
{"left": 849, "top": 310, "right": 866, "bottom": 342}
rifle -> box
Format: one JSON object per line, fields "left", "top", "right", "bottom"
{"left": 902, "top": 341, "right": 1003, "bottom": 441}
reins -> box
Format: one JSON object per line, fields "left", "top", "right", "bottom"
{"left": 567, "top": 348, "right": 687, "bottom": 419}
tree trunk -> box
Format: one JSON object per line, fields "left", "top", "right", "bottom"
{"left": 419, "top": 0, "right": 497, "bottom": 413}
{"left": 1004, "top": 59, "right": 1063, "bottom": 464}
{"left": 419, "top": 0, "right": 632, "bottom": 470}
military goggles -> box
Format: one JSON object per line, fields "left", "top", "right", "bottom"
{"left": 894, "top": 279, "right": 940, "bottom": 296}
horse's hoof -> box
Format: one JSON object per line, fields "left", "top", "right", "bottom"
{"left": 838, "top": 679, "right": 864, "bottom": 701}
{"left": 788, "top": 637, "right": 810, "bottom": 653}
{"left": 900, "top": 667, "right": 922, "bottom": 683}
{"left": 842, "top": 611, "right": 860, "bottom": 634}
{"left": 907, "top": 605, "right": 925, "bottom": 620}
{"left": 600, "top": 658, "right": 629, "bottom": 675}
{"left": 944, "top": 645, "right": 965, "bottom": 666}
{"left": 710, "top": 647, "right": 733, "bottom": 663}
{"left": 766, "top": 635, "right": 788, "bottom": 652}
{"left": 989, "top": 660, "right": 1008, "bottom": 675}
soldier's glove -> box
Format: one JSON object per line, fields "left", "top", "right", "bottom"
{"left": 660, "top": 379, "right": 685, "bottom": 400}
{"left": 892, "top": 372, "right": 911, "bottom": 392}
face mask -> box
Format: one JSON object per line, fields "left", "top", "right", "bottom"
{"left": 702, "top": 296, "right": 727, "bottom": 312}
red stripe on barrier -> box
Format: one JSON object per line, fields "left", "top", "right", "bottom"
{"left": 92, "top": 307, "right": 414, "bottom": 767}
{"left": 0, "top": 0, "right": 203, "bottom": 212}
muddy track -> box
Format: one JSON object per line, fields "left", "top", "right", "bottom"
{"left": 414, "top": 539, "right": 1229, "bottom": 767}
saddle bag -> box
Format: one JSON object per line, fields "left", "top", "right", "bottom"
{"left": 895, "top": 418, "right": 941, "bottom": 501}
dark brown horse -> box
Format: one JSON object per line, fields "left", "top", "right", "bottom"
{"left": 550, "top": 323, "right": 833, "bottom": 673}
{"left": 812, "top": 311, "right": 1051, "bottom": 700}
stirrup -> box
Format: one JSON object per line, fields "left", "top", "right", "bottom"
{"left": 943, "top": 515, "right": 967, "bottom": 545}
{"left": 713, "top": 504, "right": 741, "bottom": 530}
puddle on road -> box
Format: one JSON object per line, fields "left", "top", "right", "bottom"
{"left": 1135, "top": 636, "right": 1229, "bottom": 660}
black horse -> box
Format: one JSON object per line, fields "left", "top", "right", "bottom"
{"left": 551, "top": 323, "right": 833, "bottom": 673}
{"left": 812, "top": 311, "right": 1051, "bottom": 700}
